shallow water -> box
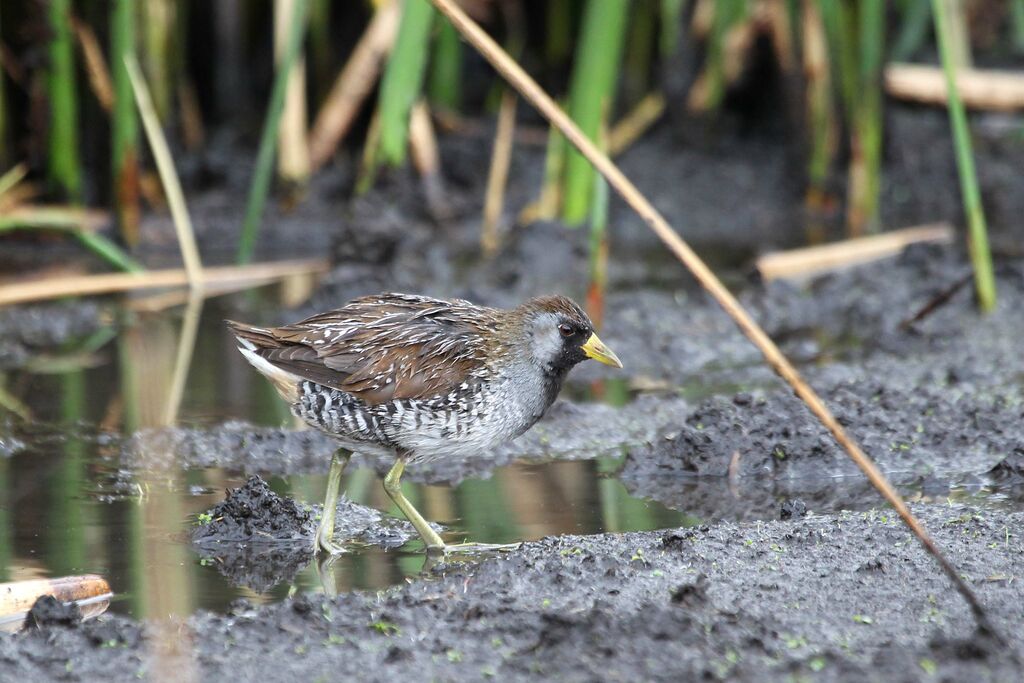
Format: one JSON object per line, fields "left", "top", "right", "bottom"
{"left": 0, "top": 289, "right": 690, "bottom": 619}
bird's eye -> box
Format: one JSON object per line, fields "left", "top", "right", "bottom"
{"left": 558, "top": 323, "right": 574, "bottom": 337}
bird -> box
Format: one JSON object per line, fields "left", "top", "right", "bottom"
{"left": 227, "top": 292, "right": 622, "bottom": 555}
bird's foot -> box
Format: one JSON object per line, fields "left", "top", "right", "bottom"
{"left": 314, "top": 524, "right": 347, "bottom": 556}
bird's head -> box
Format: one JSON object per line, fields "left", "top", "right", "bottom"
{"left": 512, "top": 295, "right": 623, "bottom": 375}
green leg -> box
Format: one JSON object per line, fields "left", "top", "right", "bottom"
{"left": 383, "top": 456, "right": 520, "bottom": 555}
{"left": 383, "top": 458, "right": 446, "bottom": 551}
{"left": 315, "top": 448, "right": 351, "bottom": 555}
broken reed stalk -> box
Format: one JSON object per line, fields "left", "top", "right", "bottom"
{"left": 930, "top": 0, "right": 997, "bottom": 312}
{"left": 884, "top": 64, "right": 1024, "bottom": 111}
{"left": 309, "top": 1, "right": 400, "bottom": 172}
{"left": 429, "top": 17, "right": 462, "bottom": 112}
{"left": 428, "top": 0, "right": 998, "bottom": 633}
{"left": 237, "top": 0, "right": 309, "bottom": 265}
{"left": 378, "top": 0, "right": 435, "bottom": 167}
{"left": 562, "top": 0, "right": 629, "bottom": 226}
{"left": 0, "top": 207, "right": 143, "bottom": 273}
{"left": 111, "top": 0, "right": 141, "bottom": 246}
{"left": 0, "top": 164, "right": 27, "bottom": 200}
{"left": 481, "top": 90, "right": 517, "bottom": 256}
{"left": 125, "top": 55, "right": 203, "bottom": 285}
{"left": 46, "top": 0, "right": 82, "bottom": 201}
{"left": 70, "top": 17, "right": 114, "bottom": 112}
{"left": 275, "top": 0, "right": 311, "bottom": 186}
{"left": 0, "top": 259, "right": 327, "bottom": 307}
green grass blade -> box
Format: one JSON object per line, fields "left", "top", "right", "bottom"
{"left": 74, "top": 230, "right": 146, "bottom": 273}
{"left": 659, "top": 0, "right": 687, "bottom": 57}
{"left": 46, "top": 0, "right": 82, "bottom": 201}
{"left": 112, "top": 0, "right": 141, "bottom": 244}
{"left": 1012, "top": 0, "right": 1024, "bottom": 54}
{"left": 562, "top": 0, "right": 629, "bottom": 226}
{"left": 429, "top": 17, "right": 462, "bottom": 112}
{"left": 931, "top": 0, "right": 996, "bottom": 312}
{"left": 378, "top": 0, "right": 436, "bottom": 167}
{"left": 237, "top": 0, "right": 310, "bottom": 265}
{"left": 892, "top": 0, "right": 931, "bottom": 61}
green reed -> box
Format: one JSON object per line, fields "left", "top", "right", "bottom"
{"left": 237, "top": 0, "right": 310, "bottom": 265}
{"left": 820, "top": 0, "right": 883, "bottom": 235}
{"left": 704, "top": 0, "right": 748, "bottom": 112}
{"left": 931, "top": 0, "right": 997, "bottom": 312}
{"left": 1013, "top": 0, "right": 1024, "bottom": 53}
{"left": 46, "top": 0, "right": 82, "bottom": 201}
{"left": 378, "top": 0, "right": 436, "bottom": 167}
{"left": 429, "top": 17, "right": 462, "bottom": 112}
{"left": 112, "top": 0, "right": 141, "bottom": 245}
{"left": 892, "top": 0, "right": 931, "bottom": 61}
{"left": 562, "top": 0, "right": 629, "bottom": 226}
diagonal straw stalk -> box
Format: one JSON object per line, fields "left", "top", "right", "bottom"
{"left": 428, "top": 0, "right": 997, "bottom": 634}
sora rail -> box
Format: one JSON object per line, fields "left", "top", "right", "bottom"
{"left": 227, "top": 293, "right": 622, "bottom": 554}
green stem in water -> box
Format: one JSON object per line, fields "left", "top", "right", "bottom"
{"left": 562, "top": 0, "right": 629, "bottom": 226}
{"left": 931, "top": 0, "right": 996, "bottom": 312}
{"left": 46, "top": 0, "right": 82, "bottom": 201}
{"left": 378, "top": 0, "right": 436, "bottom": 167}
{"left": 237, "top": 0, "right": 310, "bottom": 265}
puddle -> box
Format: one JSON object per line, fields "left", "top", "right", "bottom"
{"left": 0, "top": 289, "right": 691, "bottom": 619}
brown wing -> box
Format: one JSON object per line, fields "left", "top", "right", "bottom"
{"left": 230, "top": 294, "right": 499, "bottom": 404}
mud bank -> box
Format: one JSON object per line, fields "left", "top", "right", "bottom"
{"left": 120, "top": 395, "right": 690, "bottom": 486}
{"left": 191, "top": 477, "right": 427, "bottom": 591}
{"left": 3, "top": 503, "right": 1022, "bottom": 682}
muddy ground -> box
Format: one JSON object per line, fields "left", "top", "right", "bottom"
{"left": 2, "top": 103, "right": 1024, "bottom": 681}
{"left": 3, "top": 504, "right": 1024, "bottom": 682}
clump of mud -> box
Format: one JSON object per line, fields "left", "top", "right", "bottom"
{"left": 191, "top": 476, "right": 430, "bottom": 591}
{"left": 26, "top": 596, "right": 82, "bottom": 629}
{"left": 191, "top": 476, "right": 317, "bottom": 543}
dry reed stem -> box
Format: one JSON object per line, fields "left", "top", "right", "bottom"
{"left": 408, "top": 100, "right": 440, "bottom": 178}
{"left": 756, "top": 223, "right": 954, "bottom": 282}
{"left": 481, "top": 89, "right": 517, "bottom": 255}
{"left": 125, "top": 54, "right": 204, "bottom": 286}
{"left": 70, "top": 17, "right": 114, "bottom": 111}
{"left": 308, "top": 1, "right": 401, "bottom": 171}
{"left": 0, "top": 575, "right": 111, "bottom": 618}
{"left": 428, "top": 0, "right": 996, "bottom": 632}
{"left": 0, "top": 258, "right": 328, "bottom": 307}
{"left": 885, "top": 63, "right": 1024, "bottom": 111}
{"left": 163, "top": 290, "right": 203, "bottom": 425}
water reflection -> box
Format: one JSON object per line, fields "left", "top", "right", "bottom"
{"left": 0, "top": 288, "right": 691, "bottom": 619}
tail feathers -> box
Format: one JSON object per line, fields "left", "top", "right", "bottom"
{"left": 226, "top": 320, "right": 300, "bottom": 403}
{"left": 225, "top": 319, "right": 281, "bottom": 351}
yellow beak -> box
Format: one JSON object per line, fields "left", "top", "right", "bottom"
{"left": 581, "top": 333, "right": 623, "bottom": 368}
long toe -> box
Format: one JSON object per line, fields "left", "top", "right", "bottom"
{"left": 316, "top": 527, "right": 346, "bottom": 556}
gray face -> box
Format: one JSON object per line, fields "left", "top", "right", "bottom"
{"left": 525, "top": 311, "right": 593, "bottom": 374}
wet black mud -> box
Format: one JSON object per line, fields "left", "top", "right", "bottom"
{"left": 190, "top": 476, "right": 425, "bottom": 592}
{"left": 3, "top": 504, "right": 1023, "bottom": 682}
